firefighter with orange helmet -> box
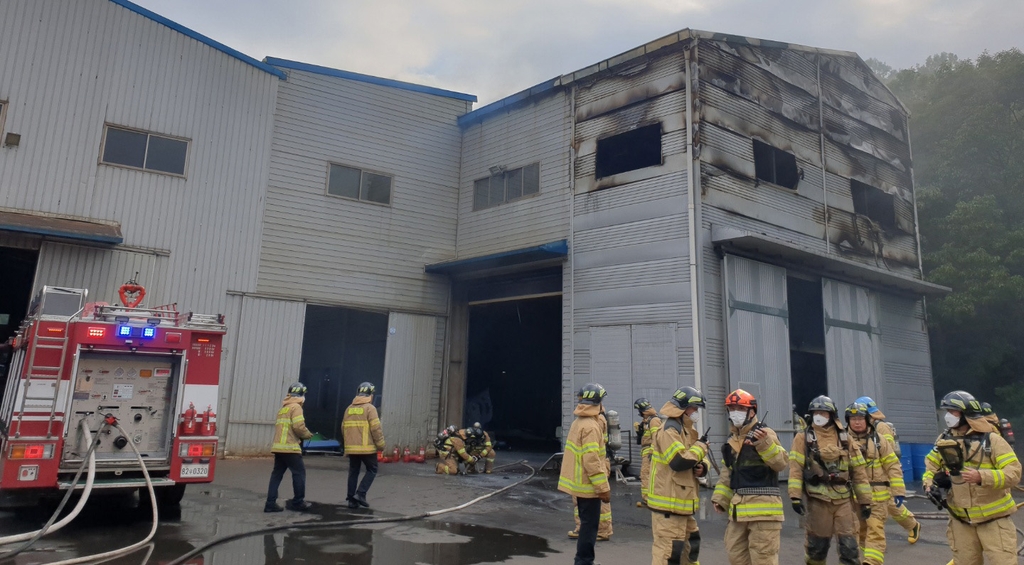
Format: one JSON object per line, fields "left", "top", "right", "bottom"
{"left": 634, "top": 397, "right": 662, "bottom": 508}
{"left": 712, "top": 389, "right": 788, "bottom": 565}
{"left": 265, "top": 382, "right": 314, "bottom": 512}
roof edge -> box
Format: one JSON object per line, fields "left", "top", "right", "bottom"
{"left": 108, "top": 0, "right": 286, "bottom": 80}
{"left": 265, "top": 57, "right": 477, "bottom": 102}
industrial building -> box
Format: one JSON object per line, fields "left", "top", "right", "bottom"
{"left": 0, "top": 0, "right": 947, "bottom": 458}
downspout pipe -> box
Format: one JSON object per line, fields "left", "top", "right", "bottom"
{"left": 684, "top": 49, "right": 703, "bottom": 393}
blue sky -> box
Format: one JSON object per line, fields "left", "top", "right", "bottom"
{"left": 134, "top": 0, "right": 1023, "bottom": 105}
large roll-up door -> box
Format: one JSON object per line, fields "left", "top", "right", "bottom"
{"left": 823, "top": 279, "right": 883, "bottom": 407}
{"left": 381, "top": 312, "right": 440, "bottom": 449}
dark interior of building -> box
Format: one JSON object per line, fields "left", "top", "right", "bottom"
{"left": 0, "top": 247, "right": 38, "bottom": 393}
{"left": 465, "top": 296, "right": 561, "bottom": 452}
{"left": 788, "top": 275, "right": 828, "bottom": 419}
{"left": 298, "top": 305, "right": 388, "bottom": 440}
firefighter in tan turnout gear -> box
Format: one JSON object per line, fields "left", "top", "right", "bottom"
{"left": 923, "top": 390, "right": 1021, "bottom": 565}
{"left": 648, "top": 386, "right": 709, "bottom": 565}
{"left": 788, "top": 395, "right": 872, "bottom": 565}
{"left": 559, "top": 383, "right": 611, "bottom": 565}
{"left": 435, "top": 425, "right": 477, "bottom": 475}
{"left": 856, "top": 396, "right": 922, "bottom": 544}
{"left": 846, "top": 402, "right": 907, "bottom": 565}
{"left": 634, "top": 397, "right": 662, "bottom": 508}
{"left": 711, "top": 389, "right": 788, "bottom": 565}
{"left": 265, "top": 382, "right": 314, "bottom": 512}
{"left": 466, "top": 422, "right": 495, "bottom": 473}
{"left": 341, "top": 382, "right": 385, "bottom": 508}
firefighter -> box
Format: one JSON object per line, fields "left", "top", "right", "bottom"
{"left": 469, "top": 422, "right": 496, "bottom": 473}
{"left": 569, "top": 388, "right": 613, "bottom": 542}
{"left": 265, "top": 382, "right": 314, "bottom": 512}
{"left": 980, "top": 402, "right": 1000, "bottom": 429}
{"left": 922, "top": 390, "right": 1021, "bottom": 565}
{"left": 855, "top": 396, "right": 921, "bottom": 544}
{"left": 648, "top": 386, "right": 709, "bottom": 565}
{"left": 846, "top": 402, "right": 906, "bottom": 565}
{"left": 435, "top": 424, "right": 477, "bottom": 475}
{"left": 634, "top": 397, "right": 662, "bottom": 508}
{"left": 788, "top": 395, "right": 872, "bottom": 565}
{"left": 711, "top": 389, "right": 788, "bottom": 565}
{"left": 558, "top": 383, "right": 611, "bottom": 565}
{"left": 341, "top": 382, "right": 386, "bottom": 509}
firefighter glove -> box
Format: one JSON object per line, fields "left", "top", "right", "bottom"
{"left": 860, "top": 505, "right": 872, "bottom": 521}
{"left": 934, "top": 471, "right": 952, "bottom": 489}
{"left": 598, "top": 490, "right": 610, "bottom": 503}
{"left": 791, "top": 498, "right": 806, "bottom": 515}
{"left": 894, "top": 495, "right": 905, "bottom": 507}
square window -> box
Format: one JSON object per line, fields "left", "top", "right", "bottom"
{"left": 488, "top": 175, "right": 505, "bottom": 206}
{"left": 328, "top": 164, "right": 361, "bottom": 199}
{"left": 327, "top": 163, "right": 392, "bottom": 206}
{"left": 361, "top": 171, "right": 392, "bottom": 204}
{"left": 752, "top": 140, "right": 799, "bottom": 189}
{"left": 102, "top": 127, "right": 147, "bottom": 169}
{"left": 145, "top": 135, "right": 188, "bottom": 175}
{"left": 101, "top": 125, "right": 189, "bottom": 176}
{"left": 472, "top": 162, "right": 541, "bottom": 210}
{"left": 595, "top": 123, "right": 662, "bottom": 179}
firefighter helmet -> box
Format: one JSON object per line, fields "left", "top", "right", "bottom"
{"left": 578, "top": 383, "right": 607, "bottom": 405}
{"left": 669, "top": 386, "right": 706, "bottom": 410}
{"left": 980, "top": 402, "right": 994, "bottom": 416}
{"left": 939, "top": 390, "right": 981, "bottom": 415}
{"left": 855, "top": 396, "right": 879, "bottom": 414}
{"left": 845, "top": 402, "right": 871, "bottom": 423}
{"left": 288, "top": 382, "right": 307, "bottom": 396}
{"left": 633, "top": 398, "right": 653, "bottom": 414}
{"left": 445, "top": 424, "right": 458, "bottom": 436}
{"left": 472, "top": 422, "right": 483, "bottom": 430}
{"left": 725, "top": 389, "right": 757, "bottom": 411}
{"left": 357, "top": 382, "right": 376, "bottom": 396}
{"left": 808, "top": 395, "right": 838, "bottom": 416}
{"left": 468, "top": 427, "right": 483, "bottom": 439}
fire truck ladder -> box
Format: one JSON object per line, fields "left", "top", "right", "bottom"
{"left": 16, "top": 316, "right": 75, "bottom": 439}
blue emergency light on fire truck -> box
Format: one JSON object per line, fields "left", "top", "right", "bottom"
{"left": 0, "top": 285, "right": 226, "bottom": 507}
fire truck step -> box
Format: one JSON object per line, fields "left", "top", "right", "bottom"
{"left": 58, "top": 477, "right": 178, "bottom": 490}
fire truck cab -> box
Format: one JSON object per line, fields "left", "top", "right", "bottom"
{"left": 0, "top": 286, "right": 225, "bottom": 507}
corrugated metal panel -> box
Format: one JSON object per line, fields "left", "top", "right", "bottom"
{"left": 878, "top": 294, "right": 937, "bottom": 443}
{"left": 33, "top": 242, "right": 169, "bottom": 306}
{"left": 224, "top": 296, "right": 306, "bottom": 456}
{"left": 381, "top": 312, "right": 439, "bottom": 449}
{"left": 630, "top": 323, "right": 678, "bottom": 462}
{"left": 723, "top": 255, "right": 795, "bottom": 445}
{"left": 214, "top": 293, "right": 243, "bottom": 446}
{"left": 589, "top": 325, "right": 632, "bottom": 455}
{"left": 259, "top": 68, "right": 467, "bottom": 314}
{"left": 0, "top": 0, "right": 278, "bottom": 315}
{"left": 568, "top": 329, "right": 591, "bottom": 439}
{"left": 822, "top": 279, "right": 884, "bottom": 408}
{"left": 429, "top": 316, "right": 447, "bottom": 435}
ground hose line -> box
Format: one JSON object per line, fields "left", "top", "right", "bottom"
{"left": 0, "top": 420, "right": 108, "bottom": 555}
{"left": 45, "top": 423, "right": 160, "bottom": 565}
{"left": 164, "top": 460, "right": 537, "bottom": 565}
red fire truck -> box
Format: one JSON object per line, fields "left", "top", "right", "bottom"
{"left": 0, "top": 285, "right": 226, "bottom": 507}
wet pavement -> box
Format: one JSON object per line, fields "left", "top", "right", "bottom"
{"left": 0, "top": 454, "right": 1021, "bottom": 564}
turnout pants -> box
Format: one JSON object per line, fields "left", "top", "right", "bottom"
{"left": 574, "top": 496, "right": 601, "bottom": 565}
{"left": 573, "top": 497, "right": 613, "bottom": 538}
{"left": 435, "top": 453, "right": 460, "bottom": 475}
{"left": 640, "top": 453, "right": 652, "bottom": 503}
{"left": 887, "top": 498, "right": 919, "bottom": 532}
{"left": 725, "top": 520, "right": 782, "bottom": 565}
{"left": 804, "top": 497, "right": 858, "bottom": 565}
{"left": 856, "top": 501, "right": 888, "bottom": 565}
{"left": 651, "top": 512, "right": 700, "bottom": 565}
{"left": 946, "top": 516, "right": 1019, "bottom": 565}
{"left": 266, "top": 453, "right": 305, "bottom": 505}
{"left": 346, "top": 454, "right": 378, "bottom": 501}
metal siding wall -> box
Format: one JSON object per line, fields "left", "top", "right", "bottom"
{"left": 589, "top": 326, "right": 632, "bottom": 445}
{"left": 33, "top": 242, "right": 168, "bottom": 306}
{"left": 381, "top": 312, "right": 439, "bottom": 449}
{"left": 0, "top": 0, "right": 278, "bottom": 316}
{"left": 224, "top": 296, "right": 306, "bottom": 456}
{"left": 259, "top": 69, "right": 465, "bottom": 315}
{"left": 822, "top": 279, "right": 884, "bottom": 408}
{"left": 879, "top": 294, "right": 937, "bottom": 442}
{"left": 629, "top": 323, "right": 678, "bottom": 463}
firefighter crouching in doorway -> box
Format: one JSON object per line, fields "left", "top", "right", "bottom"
{"left": 788, "top": 395, "right": 872, "bottom": 565}
{"left": 856, "top": 396, "right": 922, "bottom": 544}
{"left": 466, "top": 423, "right": 496, "bottom": 474}
{"left": 649, "top": 386, "right": 709, "bottom": 565}
{"left": 846, "top": 402, "right": 906, "bottom": 565}
{"left": 341, "top": 382, "right": 385, "bottom": 509}
{"left": 711, "top": 389, "right": 788, "bottom": 565}
{"left": 923, "top": 390, "right": 1021, "bottom": 565}
{"left": 435, "top": 425, "right": 477, "bottom": 475}
{"left": 265, "top": 382, "right": 314, "bottom": 512}
{"left": 559, "top": 383, "right": 611, "bottom": 565}
{"left": 634, "top": 397, "right": 662, "bottom": 509}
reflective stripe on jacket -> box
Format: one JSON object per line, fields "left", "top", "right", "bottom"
{"left": 788, "top": 424, "right": 871, "bottom": 504}
{"left": 648, "top": 401, "right": 706, "bottom": 516}
{"left": 341, "top": 395, "right": 385, "bottom": 454}
{"left": 271, "top": 396, "right": 313, "bottom": 454}
{"left": 851, "top": 428, "right": 905, "bottom": 503}
{"left": 640, "top": 411, "right": 662, "bottom": 459}
{"left": 712, "top": 417, "right": 788, "bottom": 522}
{"left": 558, "top": 403, "right": 609, "bottom": 498}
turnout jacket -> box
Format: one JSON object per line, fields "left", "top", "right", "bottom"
{"left": 923, "top": 419, "right": 1021, "bottom": 524}
{"left": 439, "top": 433, "right": 475, "bottom": 462}
{"left": 712, "top": 417, "right": 788, "bottom": 522}
{"left": 788, "top": 423, "right": 871, "bottom": 505}
{"left": 647, "top": 401, "right": 708, "bottom": 515}
{"left": 638, "top": 408, "right": 663, "bottom": 460}
{"left": 850, "top": 426, "right": 905, "bottom": 504}
{"left": 341, "top": 395, "right": 385, "bottom": 455}
{"left": 558, "top": 403, "right": 610, "bottom": 498}
{"left": 271, "top": 396, "right": 313, "bottom": 454}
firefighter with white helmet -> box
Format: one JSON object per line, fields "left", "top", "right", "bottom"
{"left": 712, "top": 389, "right": 788, "bottom": 565}
{"left": 265, "top": 382, "right": 314, "bottom": 512}
{"left": 341, "top": 382, "right": 385, "bottom": 508}
{"left": 559, "top": 383, "right": 611, "bottom": 565}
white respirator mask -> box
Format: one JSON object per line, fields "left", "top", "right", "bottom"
{"left": 812, "top": 414, "right": 830, "bottom": 427}
{"left": 728, "top": 411, "right": 748, "bottom": 427}
{"left": 944, "top": 411, "right": 962, "bottom": 429}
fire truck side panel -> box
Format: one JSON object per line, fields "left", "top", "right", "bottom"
{"left": 181, "top": 332, "right": 222, "bottom": 414}
{"left": 1, "top": 438, "right": 62, "bottom": 489}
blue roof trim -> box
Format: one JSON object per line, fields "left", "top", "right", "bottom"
{"left": 457, "top": 77, "right": 561, "bottom": 128}
{"left": 265, "top": 57, "right": 477, "bottom": 102}
{"left": 0, "top": 225, "right": 123, "bottom": 245}
{"left": 425, "top": 240, "right": 568, "bottom": 275}
{"left": 108, "top": 0, "right": 286, "bottom": 80}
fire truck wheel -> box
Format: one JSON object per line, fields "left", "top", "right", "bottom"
{"left": 140, "top": 483, "right": 186, "bottom": 507}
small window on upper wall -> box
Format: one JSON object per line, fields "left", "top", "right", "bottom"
{"left": 473, "top": 162, "right": 540, "bottom": 210}
{"left": 327, "top": 163, "right": 392, "bottom": 205}
{"left": 595, "top": 123, "right": 662, "bottom": 179}
{"left": 100, "top": 125, "right": 189, "bottom": 176}
{"left": 752, "top": 139, "right": 799, "bottom": 189}
{"left": 850, "top": 179, "right": 897, "bottom": 232}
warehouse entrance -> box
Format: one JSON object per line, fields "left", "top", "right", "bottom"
{"left": 0, "top": 246, "right": 38, "bottom": 386}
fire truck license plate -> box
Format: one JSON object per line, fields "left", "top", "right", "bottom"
{"left": 180, "top": 464, "right": 209, "bottom": 478}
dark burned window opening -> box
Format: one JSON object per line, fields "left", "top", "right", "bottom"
{"left": 752, "top": 139, "right": 799, "bottom": 189}
{"left": 850, "top": 180, "right": 897, "bottom": 232}
{"left": 595, "top": 123, "right": 662, "bottom": 179}
{"left": 473, "top": 163, "right": 540, "bottom": 210}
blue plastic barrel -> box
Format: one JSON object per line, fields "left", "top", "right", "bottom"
{"left": 909, "top": 443, "right": 934, "bottom": 482}
{"left": 899, "top": 451, "right": 914, "bottom": 479}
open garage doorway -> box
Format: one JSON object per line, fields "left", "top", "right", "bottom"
{"left": 298, "top": 306, "right": 388, "bottom": 440}
{"left": 464, "top": 296, "right": 562, "bottom": 453}
{"left": 0, "top": 247, "right": 39, "bottom": 395}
